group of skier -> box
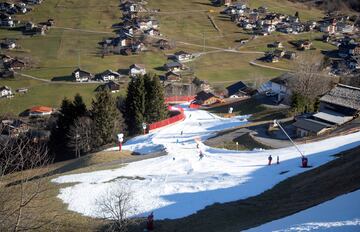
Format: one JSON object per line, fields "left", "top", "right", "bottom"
{"left": 268, "top": 155, "right": 280, "bottom": 165}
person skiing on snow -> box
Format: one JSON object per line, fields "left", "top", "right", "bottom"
{"left": 181, "top": 130, "right": 183, "bottom": 135}
{"left": 268, "top": 155, "right": 273, "bottom": 165}
{"left": 146, "top": 212, "right": 154, "bottom": 231}
{"left": 199, "top": 150, "right": 204, "bottom": 160}
{"left": 277, "top": 156, "right": 280, "bottom": 164}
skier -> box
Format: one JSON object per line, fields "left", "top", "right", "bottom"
{"left": 268, "top": 155, "right": 272, "bottom": 165}
{"left": 189, "top": 114, "right": 192, "bottom": 118}
{"left": 181, "top": 130, "right": 183, "bottom": 135}
{"left": 146, "top": 212, "right": 154, "bottom": 231}
{"left": 199, "top": 150, "right": 204, "bottom": 160}
{"left": 277, "top": 156, "right": 280, "bottom": 164}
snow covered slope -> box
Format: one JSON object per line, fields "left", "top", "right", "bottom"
{"left": 246, "top": 189, "right": 360, "bottom": 232}
{"left": 52, "top": 106, "right": 360, "bottom": 220}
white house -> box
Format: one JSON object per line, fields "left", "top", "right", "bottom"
{"left": 337, "top": 24, "right": 354, "bottom": 34}
{"left": 129, "top": 64, "right": 146, "bottom": 77}
{"left": 257, "top": 73, "right": 294, "bottom": 103}
{"left": 72, "top": 68, "right": 93, "bottom": 82}
{"left": 164, "top": 61, "right": 184, "bottom": 73}
{"left": 263, "top": 24, "right": 276, "bottom": 33}
{"left": 320, "top": 23, "right": 336, "bottom": 34}
{"left": 174, "top": 51, "right": 193, "bottom": 62}
{"left": 99, "top": 69, "right": 121, "bottom": 82}
{"left": 2, "top": 41, "right": 16, "bottom": 50}
{"left": 137, "top": 20, "right": 158, "bottom": 31}
{"left": 0, "top": 86, "right": 12, "bottom": 98}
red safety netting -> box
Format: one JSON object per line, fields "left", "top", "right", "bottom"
{"left": 165, "top": 96, "right": 195, "bottom": 103}
{"left": 149, "top": 106, "right": 185, "bottom": 131}
{"left": 189, "top": 103, "right": 201, "bottom": 109}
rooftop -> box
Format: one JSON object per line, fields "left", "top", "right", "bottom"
{"left": 226, "top": 81, "right": 247, "bottom": 96}
{"left": 320, "top": 84, "right": 360, "bottom": 111}
{"left": 195, "top": 91, "right": 217, "bottom": 101}
{"left": 270, "top": 73, "right": 294, "bottom": 86}
{"left": 293, "top": 118, "right": 332, "bottom": 133}
{"left": 313, "top": 110, "right": 354, "bottom": 125}
{"left": 30, "top": 106, "right": 53, "bottom": 113}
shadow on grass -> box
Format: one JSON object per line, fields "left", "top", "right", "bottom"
{"left": 192, "top": 2, "right": 213, "bottom": 6}
{"left": 321, "top": 50, "right": 340, "bottom": 58}
{"left": 154, "top": 66, "right": 166, "bottom": 71}
{"left": 117, "top": 68, "right": 130, "bottom": 76}
{"left": 51, "top": 75, "right": 73, "bottom": 81}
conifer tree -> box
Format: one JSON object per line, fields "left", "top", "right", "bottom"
{"left": 91, "top": 89, "right": 122, "bottom": 147}
{"left": 125, "top": 76, "right": 146, "bottom": 135}
{"left": 144, "top": 74, "right": 154, "bottom": 123}
{"left": 73, "top": 93, "right": 87, "bottom": 117}
{"left": 145, "top": 74, "right": 168, "bottom": 123}
{"left": 49, "top": 94, "right": 89, "bottom": 161}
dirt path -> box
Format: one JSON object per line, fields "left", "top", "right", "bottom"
{"left": 52, "top": 26, "right": 113, "bottom": 34}
{"left": 178, "top": 41, "right": 265, "bottom": 54}
{"left": 249, "top": 60, "right": 293, "bottom": 72}
{"left": 15, "top": 72, "right": 103, "bottom": 85}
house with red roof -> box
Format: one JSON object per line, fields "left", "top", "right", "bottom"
{"left": 29, "top": 106, "right": 53, "bottom": 117}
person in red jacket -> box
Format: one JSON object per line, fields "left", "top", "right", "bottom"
{"left": 147, "top": 212, "right": 154, "bottom": 231}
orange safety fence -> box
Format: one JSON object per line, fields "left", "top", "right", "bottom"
{"left": 149, "top": 106, "right": 185, "bottom": 131}
{"left": 165, "top": 96, "right": 195, "bottom": 103}
{"left": 189, "top": 103, "right": 201, "bottom": 109}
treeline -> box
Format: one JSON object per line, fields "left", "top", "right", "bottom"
{"left": 49, "top": 74, "right": 168, "bottom": 161}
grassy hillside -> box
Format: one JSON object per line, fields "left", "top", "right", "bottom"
{"left": 0, "top": 0, "right": 327, "bottom": 115}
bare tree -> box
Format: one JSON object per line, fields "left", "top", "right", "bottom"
{"left": 0, "top": 129, "right": 56, "bottom": 231}
{"left": 97, "top": 183, "right": 139, "bottom": 232}
{"left": 290, "top": 55, "right": 334, "bottom": 100}
{"left": 67, "top": 116, "right": 92, "bottom": 158}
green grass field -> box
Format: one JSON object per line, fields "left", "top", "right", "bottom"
{"left": 0, "top": 77, "right": 113, "bottom": 116}
{"left": 0, "top": 0, "right": 326, "bottom": 115}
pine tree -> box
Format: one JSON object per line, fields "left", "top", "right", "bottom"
{"left": 91, "top": 89, "right": 122, "bottom": 147}
{"left": 125, "top": 76, "right": 145, "bottom": 135}
{"left": 49, "top": 98, "right": 75, "bottom": 161}
{"left": 49, "top": 95, "right": 89, "bottom": 161}
{"left": 73, "top": 93, "right": 87, "bottom": 117}
{"left": 145, "top": 74, "right": 168, "bottom": 123}
{"left": 144, "top": 74, "right": 154, "bottom": 123}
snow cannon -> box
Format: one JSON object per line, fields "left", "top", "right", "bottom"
{"left": 301, "top": 157, "right": 308, "bottom": 168}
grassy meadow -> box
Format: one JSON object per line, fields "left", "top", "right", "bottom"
{"left": 0, "top": 0, "right": 327, "bottom": 115}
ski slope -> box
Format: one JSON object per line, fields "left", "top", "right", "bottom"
{"left": 246, "top": 189, "right": 360, "bottom": 232}
{"left": 52, "top": 105, "right": 360, "bottom": 221}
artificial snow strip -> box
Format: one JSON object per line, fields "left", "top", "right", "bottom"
{"left": 52, "top": 106, "right": 360, "bottom": 221}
